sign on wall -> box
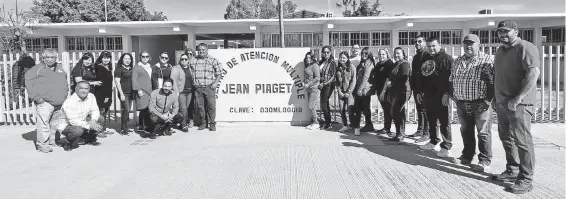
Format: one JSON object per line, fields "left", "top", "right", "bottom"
{"left": 208, "top": 48, "right": 311, "bottom": 124}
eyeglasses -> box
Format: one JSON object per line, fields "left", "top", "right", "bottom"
{"left": 361, "top": 52, "right": 369, "bottom": 55}
{"left": 180, "top": 58, "right": 189, "bottom": 61}
{"left": 323, "top": 51, "right": 331, "bottom": 54}
{"left": 141, "top": 55, "right": 150, "bottom": 58}
{"left": 161, "top": 57, "right": 169, "bottom": 60}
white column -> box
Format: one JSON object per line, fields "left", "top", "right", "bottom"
{"left": 462, "top": 27, "right": 470, "bottom": 37}
{"left": 322, "top": 26, "right": 330, "bottom": 46}
{"left": 57, "top": 35, "right": 65, "bottom": 54}
{"left": 186, "top": 32, "right": 196, "bottom": 50}
{"left": 391, "top": 30, "right": 399, "bottom": 48}
{"left": 533, "top": 26, "right": 543, "bottom": 48}
{"left": 254, "top": 25, "right": 262, "bottom": 48}
{"left": 121, "top": 34, "right": 132, "bottom": 53}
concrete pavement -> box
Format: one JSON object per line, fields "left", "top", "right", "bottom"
{"left": 0, "top": 123, "right": 564, "bottom": 199}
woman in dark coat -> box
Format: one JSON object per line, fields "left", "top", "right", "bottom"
{"left": 380, "top": 47, "right": 412, "bottom": 142}
{"left": 71, "top": 52, "right": 99, "bottom": 94}
{"left": 374, "top": 49, "right": 395, "bottom": 136}
{"left": 132, "top": 50, "right": 160, "bottom": 135}
{"left": 94, "top": 51, "right": 115, "bottom": 135}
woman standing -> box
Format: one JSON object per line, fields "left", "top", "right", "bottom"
{"left": 303, "top": 52, "right": 320, "bottom": 130}
{"left": 318, "top": 46, "right": 337, "bottom": 130}
{"left": 373, "top": 49, "right": 395, "bottom": 136}
{"left": 336, "top": 51, "right": 356, "bottom": 133}
{"left": 132, "top": 51, "right": 159, "bottom": 136}
{"left": 114, "top": 53, "right": 134, "bottom": 135}
{"left": 71, "top": 52, "right": 100, "bottom": 94}
{"left": 352, "top": 47, "right": 375, "bottom": 135}
{"left": 380, "top": 47, "right": 412, "bottom": 142}
{"left": 94, "top": 51, "right": 114, "bottom": 135}
{"left": 170, "top": 53, "right": 192, "bottom": 132}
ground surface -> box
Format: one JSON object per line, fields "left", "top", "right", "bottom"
{"left": 0, "top": 123, "right": 564, "bottom": 199}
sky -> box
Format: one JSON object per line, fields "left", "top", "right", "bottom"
{"left": 3, "top": 0, "right": 565, "bottom": 20}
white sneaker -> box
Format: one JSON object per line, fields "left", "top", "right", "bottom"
{"left": 437, "top": 149, "right": 453, "bottom": 158}
{"left": 354, "top": 128, "right": 361, "bottom": 136}
{"left": 339, "top": 126, "right": 351, "bottom": 132}
{"left": 419, "top": 142, "right": 439, "bottom": 151}
{"left": 306, "top": 124, "right": 316, "bottom": 130}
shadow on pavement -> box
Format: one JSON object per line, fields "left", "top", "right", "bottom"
{"left": 337, "top": 129, "right": 508, "bottom": 188}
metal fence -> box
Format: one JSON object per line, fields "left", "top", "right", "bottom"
{"left": 0, "top": 45, "right": 564, "bottom": 126}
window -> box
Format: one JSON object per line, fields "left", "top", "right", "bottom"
{"left": 340, "top": 32, "right": 350, "bottom": 47}
{"left": 350, "top": 32, "right": 360, "bottom": 46}
{"left": 398, "top": 30, "right": 462, "bottom": 46}
{"left": 381, "top": 32, "right": 391, "bottom": 46}
{"left": 302, "top": 33, "right": 313, "bottom": 47}
{"left": 470, "top": 28, "right": 538, "bottom": 46}
{"left": 371, "top": 32, "right": 381, "bottom": 46}
{"left": 451, "top": 30, "right": 461, "bottom": 45}
{"left": 261, "top": 34, "right": 270, "bottom": 47}
{"left": 398, "top": 31, "right": 409, "bottom": 46}
{"left": 65, "top": 36, "right": 122, "bottom": 52}
{"left": 261, "top": 32, "right": 323, "bottom": 47}
{"left": 542, "top": 27, "right": 564, "bottom": 44}
{"left": 313, "top": 33, "right": 323, "bottom": 46}
{"left": 360, "top": 32, "right": 370, "bottom": 46}
{"left": 24, "top": 37, "right": 58, "bottom": 53}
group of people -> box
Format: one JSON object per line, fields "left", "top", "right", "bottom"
{"left": 302, "top": 20, "right": 538, "bottom": 194}
{"left": 24, "top": 43, "right": 222, "bottom": 152}
{"left": 23, "top": 20, "right": 537, "bottom": 194}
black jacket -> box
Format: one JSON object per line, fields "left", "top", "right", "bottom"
{"left": 410, "top": 50, "right": 430, "bottom": 94}
{"left": 371, "top": 59, "right": 394, "bottom": 94}
{"left": 418, "top": 49, "right": 453, "bottom": 97}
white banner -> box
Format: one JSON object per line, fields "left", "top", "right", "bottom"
{"left": 208, "top": 48, "right": 311, "bottom": 124}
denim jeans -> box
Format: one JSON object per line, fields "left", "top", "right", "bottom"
{"left": 320, "top": 85, "right": 334, "bottom": 125}
{"left": 388, "top": 91, "right": 411, "bottom": 137}
{"left": 379, "top": 96, "right": 392, "bottom": 130}
{"left": 35, "top": 102, "right": 63, "bottom": 149}
{"left": 120, "top": 93, "right": 133, "bottom": 130}
{"left": 339, "top": 93, "right": 354, "bottom": 126}
{"left": 496, "top": 103, "right": 535, "bottom": 182}
{"left": 307, "top": 88, "right": 320, "bottom": 124}
{"left": 424, "top": 94, "right": 452, "bottom": 150}
{"left": 194, "top": 87, "right": 216, "bottom": 126}
{"left": 150, "top": 113, "right": 184, "bottom": 133}
{"left": 352, "top": 95, "right": 372, "bottom": 128}
{"left": 413, "top": 90, "right": 429, "bottom": 134}
{"left": 178, "top": 91, "right": 194, "bottom": 127}
{"left": 456, "top": 100, "right": 493, "bottom": 164}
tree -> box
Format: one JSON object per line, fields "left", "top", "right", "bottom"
{"left": 224, "top": 0, "right": 298, "bottom": 19}
{"left": 30, "top": 0, "right": 167, "bottom": 23}
{"left": 0, "top": 7, "right": 36, "bottom": 54}
{"left": 336, "top": 0, "right": 404, "bottom": 17}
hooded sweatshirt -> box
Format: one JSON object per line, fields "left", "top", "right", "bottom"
{"left": 419, "top": 49, "right": 453, "bottom": 97}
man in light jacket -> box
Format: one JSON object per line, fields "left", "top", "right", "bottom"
{"left": 148, "top": 78, "right": 183, "bottom": 139}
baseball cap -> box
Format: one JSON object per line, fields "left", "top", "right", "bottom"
{"left": 463, "top": 34, "right": 480, "bottom": 43}
{"left": 497, "top": 20, "right": 518, "bottom": 31}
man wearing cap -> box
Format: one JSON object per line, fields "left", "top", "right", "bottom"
{"left": 491, "top": 20, "right": 540, "bottom": 194}
{"left": 448, "top": 34, "right": 494, "bottom": 172}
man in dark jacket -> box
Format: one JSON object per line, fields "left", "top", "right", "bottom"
{"left": 417, "top": 37, "right": 454, "bottom": 159}
{"left": 409, "top": 35, "right": 430, "bottom": 143}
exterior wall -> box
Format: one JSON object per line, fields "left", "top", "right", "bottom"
{"left": 137, "top": 35, "right": 185, "bottom": 65}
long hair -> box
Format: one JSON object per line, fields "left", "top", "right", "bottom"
{"left": 117, "top": 53, "right": 133, "bottom": 69}
{"left": 75, "top": 52, "right": 95, "bottom": 69}
{"left": 303, "top": 51, "right": 315, "bottom": 67}
{"left": 95, "top": 51, "right": 113, "bottom": 71}
{"left": 337, "top": 51, "right": 351, "bottom": 71}
{"left": 393, "top": 47, "right": 408, "bottom": 62}
{"left": 318, "top": 45, "right": 334, "bottom": 65}
{"left": 361, "top": 47, "right": 375, "bottom": 65}
{"left": 376, "top": 48, "right": 392, "bottom": 63}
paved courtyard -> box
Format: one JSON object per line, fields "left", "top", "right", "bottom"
{"left": 0, "top": 123, "right": 564, "bottom": 199}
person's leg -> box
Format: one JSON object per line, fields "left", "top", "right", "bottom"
{"left": 361, "top": 96, "right": 374, "bottom": 131}
{"left": 194, "top": 88, "right": 207, "bottom": 130}
{"left": 35, "top": 102, "right": 55, "bottom": 152}
{"left": 203, "top": 87, "right": 217, "bottom": 130}
{"left": 48, "top": 107, "right": 63, "bottom": 146}
{"left": 185, "top": 92, "right": 194, "bottom": 127}
{"left": 178, "top": 93, "right": 189, "bottom": 127}
{"left": 494, "top": 103, "right": 520, "bottom": 178}
{"left": 471, "top": 101, "right": 493, "bottom": 171}
{"left": 508, "top": 105, "right": 535, "bottom": 185}
{"left": 438, "top": 98, "right": 453, "bottom": 153}
{"left": 61, "top": 125, "right": 87, "bottom": 151}
{"left": 340, "top": 98, "right": 348, "bottom": 126}
{"left": 422, "top": 95, "right": 440, "bottom": 149}
{"left": 390, "top": 92, "right": 410, "bottom": 139}
{"left": 120, "top": 94, "right": 132, "bottom": 133}
{"left": 456, "top": 101, "right": 476, "bottom": 163}
{"left": 352, "top": 96, "right": 362, "bottom": 129}
{"left": 308, "top": 90, "right": 320, "bottom": 126}
{"left": 320, "top": 85, "right": 333, "bottom": 128}
{"left": 347, "top": 94, "right": 355, "bottom": 128}
{"left": 378, "top": 99, "right": 392, "bottom": 133}
{"left": 149, "top": 114, "right": 164, "bottom": 138}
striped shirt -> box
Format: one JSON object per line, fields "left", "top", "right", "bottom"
{"left": 450, "top": 52, "right": 494, "bottom": 101}
{"left": 190, "top": 55, "right": 222, "bottom": 87}
{"left": 58, "top": 93, "right": 100, "bottom": 131}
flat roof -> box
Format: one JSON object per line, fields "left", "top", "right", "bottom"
{"left": 26, "top": 13, "right": 565, "bottom": 28}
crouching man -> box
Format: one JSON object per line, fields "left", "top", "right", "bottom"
{"left": 57, "top": 81, "right": 104, "bottom": 151}
{"left": 147, "top": 78, "right": 183, "bottom": 139}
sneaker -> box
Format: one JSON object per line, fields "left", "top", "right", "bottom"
{"left": 97, "top": 133, "right": 107, "bottom": 138}
{"left": 187, "top": 120, "right": 194, "bottom": 128}
{"left": 149, "top": 132, "right": 158, "bottom": 139}
{"left": 306, "top": 124, "right": 316, "bottom": 130}
{"left": 457, "top": 156, "right": 472, "bottom": 165}
{"left": 388, "top": 136, "right": 405, "bottom": 142}
{"left": 182, "top": 126, "right": 189, "bottom": 132}
{"left": 86, "top": 141, "right": 102, "bottom": 146}
{"left": 415, "top": 135, "right": 430, "bottom": 143}
{"left": 37, "top": 146, "right": 53, "bottom": 153}
{"left": 198, "top": 125, "right": 206, "bottom": 130}
{"left": 471, "top": 161, "right": 490, "bottom": 172}
{"left": 437, "top": 149, "right": 453, "bottom": 158}
{"left": 376, "top": 128, "right": 391, "bottom": 135}
{"left": 322, "top": 124, "right": 332, "bottom": 130}
{"left": 209, "top": 124, "right": 217, "bottom": 131}
{"left": 119, "top": 129, "right": 129, "bottom": 135}
{"left": 339, "top": 126, "right": 351, "bottom": 132}
{"left": 354, "top": 128, "right": 361, "bottom": 136}
{"left": 491, "top": 169, "right": 519, "bottom": 182}
{"left": 164, "top": 129, "right": 173, "bottom": 136}
{"left": 506, "top": 180, "right": 533, "bottom": 194}
{"left": 360, "top": 125, "right": 374, "bottom": 132}
{"left": 407, "top": 131, "right": 423, "bottom": 138}
{"left": 419, "top": 142, "right": 439, "bottom": 150}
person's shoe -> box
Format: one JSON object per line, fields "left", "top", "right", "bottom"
{"left": 322, "top": 124, "right": 332, "bottom": 130}
{"left": 437, "top": 149, "right": 453, "bottom": 158}
{"left": 209, "top": 124, "right": 217, "bottom": 131}
{"left": 182, "top": 126, "right": 189, "bottom": 132}
{"left": 119, "top": 129, "right": 129, "bottom": 135}
{"left": 77, "top": 138, "right": 86, "bottom": 145}
{"left": 506, "top": 180, "right": 533, "bottom": 194}
{"left": 103, "top": 130, "right": 114, "bottom": 135}
{"left": 471, "top": 161, "right": 490, "bottom": 172}
{"left": 149, "top": 132, "right": 158, "bottom": 139}
{"left": 388, "top": 136, "right": 405, "bottom": 142}
{"left": 491, "top": 169, "right": 519, "bottom": 182}
{"left": 360, "top": 125, "right": 374, "bottom": 132}
{"left": 187, "top": 120, "right": 194, "bottom": 128}
{"left": 339, "top": 126, "right": 351, "bottom": 132}
{"left": 87, "top": 141, "right": 102, "bottom": 146}
{"left": 164, "top": 129, "right": 172, "bottom": 136}
{"left": 354, "top": 128, "right": 361, "bottom": 136}
{"left": 419, "top": 142, "right": 439, "bottom": 150}
{"left": 306, "top": 124, "right": 317, "bottom": 130}
{"left": 457, "top": 155, "right": 472, "bottom": 165}
{"left": 97, "top": 133, "right": 107, "bottom": 138}
{"left": 198, "top": 125, "right": 206, "bottom": 130}
{"left": 37, "top": 146, "right": 53, "bottom": 153}
{"left": 407, "top": 131, "right": 423, "bottom": 138}
{"left": 63, "top": 144, "right": 73, "bottom": 151}
{"left": 376, "top": 128, "right": 391, "bottom": 135}
{"left": 415, "top": 135, "right": 430, "bottom": 143}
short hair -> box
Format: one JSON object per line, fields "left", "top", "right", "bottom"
{"left": 197, "top": 43, "right": 208, "bottom": 48}
{"left": 160, "top": 52, "right": 168, "bottom": 56}
{"left": 426, "top": 36, "right": 440, "bottom": 43}
{"left": 41, "top": 48, "right": 57, "bottom": 57}
{"left": 163, "top": 78, "right": 174, "bottom": 85}
{"left": 140, "top": 50, "right": 150, "bottom": 57}
{"left": 76, "top": 80, "right": 90, "bottom": 88}
{"left": 415, "top": 35, "right": 426, "bottom": 40}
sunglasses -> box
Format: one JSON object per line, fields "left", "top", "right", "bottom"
{"left": 161, "top": 57, "right": 169, "bottom": 60}
{"left": 180, "top": 58, "right": 189, "bottom": 61}
{"left": 323, "top": 51, "right": 331, "bottom": 54}
{"left": 141, "top": 55, "right": 150, "bottom": 58}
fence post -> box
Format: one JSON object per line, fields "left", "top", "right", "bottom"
{"left": 555, "top": 46, "right": 561, "bottom": 122}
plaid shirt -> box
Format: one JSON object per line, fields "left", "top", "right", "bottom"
{"left": 189, "top": 55, "right": 222, "bottom": 87}
{"left": 450, "top": 52, "right": 494, "bottom": 101}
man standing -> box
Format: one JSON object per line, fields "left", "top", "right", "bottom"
{"left": 57, "top": 81, "right": 104, "bottom": 151}
{"left": 350, "top": 44, "right": 362, "bottom": 67}
{"left": 24, "top": 48, "right": 69, "bottom": 153}
{"left": 491, "top": 20, "right": 540, "bottom": 194}
{"left": 409, "top": 35, "right": 430, "bottom": 143}
{"left": 449, "top": 34, "right": 494, "bottom": 172}
{"left": 148, "top": 79, "right": 184, "bottom": 139}
{"left": 418, "top": 37, "right": 454, "bottom": 159}
{"left": 190, "top": 43, "right": 222, "bottom": 131}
